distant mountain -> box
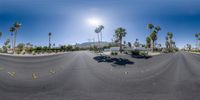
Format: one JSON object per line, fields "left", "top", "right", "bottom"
{"left": 75, "top": 41, "right": 111, "bottom": 48}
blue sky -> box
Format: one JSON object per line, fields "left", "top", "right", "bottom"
{"left": 0, "top": 0, "right": 200, "bottom": 48}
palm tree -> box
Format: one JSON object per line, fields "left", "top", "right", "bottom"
{"left": 154, "top": 26, "right": 161, "bottom": 48}
{"left": 0, "top": 32, "right": 2, "bottom": 50}
{"left": 95, "top": 27, "right": 100, "bottom": 51}
{"left": 158, "top": 44, "right": 162, "bottom": 48}
{"left": 0, "top": 32, "right": 3, "bottom": 38}
{"left": 13, "top": 22, "right": 21, "bottom": 53}
{"left": 95, "top": 25, "right": 104, "bottom": 51}
{"left": 165, "top": 41, "right": 170, "bottom": 49}
{"left": 134, "top": 38, "right": 139, "bottom": 47}
{"left": 186, "top": 44, "right": 191, "bottom": 51}
{"left": 98, "top": 25, "right": 104, "bottom": 43}
{"left": 167, "top": 32, "right": 173, "bottom": 48}
{"left": 198, "top": 33, "right": 200, "bottom": 49}
{"left": 150, "top": 30, "right": 157, "bottom": 51}
{"left": 155, "top": 26, "right": 161, "bottom": 32}
{"left": 195, "top": 33, "right": 199, "bottom": 49}
{"left": 115, "top": 27, "right": 127, "bottom": 53}
{"left": 198, "top": 38, "right": 200, "bottom": 49}
{"left": 9, "top": 27, "right": 15, "bottom": 50}
{"left": 0, "top": 32, "right": 2, "bottom": 39}
{"left": 147, "top": 24, "right": 161, "bottom": 52}
{"left": 147, "top": 24, "right": 154, "bottom": 32}
{"left": 48, "top": 32, "right": 52, "bottom": 49}
{"left": 146, "top": 36, "right": 151, "bottom": 48}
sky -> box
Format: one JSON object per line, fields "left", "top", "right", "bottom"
{"left": 0, "top": 0, "right": 200, "bottom": 48}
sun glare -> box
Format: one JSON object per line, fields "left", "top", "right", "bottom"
{"left": 88, "top": 17, "right": 102, "bottom": 26}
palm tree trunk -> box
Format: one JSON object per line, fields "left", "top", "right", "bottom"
{"left": 100, "top": 32, "right": 102, "bottom": 43}
{"left": 12, "top": 34, "right": 13, "bottom": 50}
{"left": 49, "top": 36, "right": 51, "bottom": 49}
{"left": 10, "top": 33, "right": 13, "bottom": 51}
{"left": 13, "top": 30, "right": 17, "bottom": 54}
{"left": 100, "top": 32, "right": 102, "bottom": 52}
{"left": 120, "top": 37, "right": 122, "bottom": 53}
{"left": 97, "top": 33, "right": 100, "bottom": 52}
{"left": 152, "top": 40, "right": 154, "bottom": 52}
{"left": 150, "top": 29, "right": 153, "bottom": 51}
{"left": 196, "top": 39, "right": 198, "bottom": 49}
{"left": 198, "top": 39, "right": 200, "bottom": 50}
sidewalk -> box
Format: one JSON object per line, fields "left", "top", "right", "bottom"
{"left": 190, "top": 52, "right": 200, "bottom": 55}
{"left": 0, "top": 52, "right": 68, "bottom": 57}
{"left": 148, "top": 52, "right": 161, "bottom": 56}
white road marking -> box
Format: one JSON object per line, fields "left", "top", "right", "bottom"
{"left": 32, "top": 73, "right": 38, "bottom": 79}
{"left": 49, "top": 69, "right": 56, "bottom": 75}
{"left": 8, "top": 72, "right": 16, "bottom": 77}
{"left": 124, "top": 71, "right": 128, "bottom": 74}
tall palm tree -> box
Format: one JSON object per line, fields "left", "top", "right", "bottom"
{"left": 198, "top": 33, "right": 200, "bottom": 49}
{"left": 115, "top": 27, "right": 127, "bottom": 53}
{"left": 147, "top": 24, "right": 161, "bottom": 51}
{"left": 94, "top": 25, "right": 104, "bottom": 51}
{"left": 48, "top": 32, "right": 52, "bottom": 49}
{"left": 195, "top": 33, "right": 199, "bottom": 49}
{"left": 147, "top": 24, "right": 154, "bottom": 32}
{"left": 9, "top": 27, "right": 15, "bottom": 50}
{"left": 167, "top": 32, "right": 174, "bottom": 48}
{"left": 13, "top": 22, "right": 21, "bottom": 53}
{"left": 95, "top": 27, "right": 100, "bottom": 50}
{"left": 154, "top": 26, "right": 161, "bottom": 48}
{"left": 146, "top": 36, "right": 151, "bottom": 48}
{"left": 150, "top": 30, "right": 157, "bottom": 51}
{"left": 167, "top": 32, "right": 173, "bottom": 48}
{"left": 155, "top": 26, "right": 161, "bottom": 32}
{"left": 98, "top": 25, "right": 104, "bottom": 43}
{"left": 0, "top": 32, "right": 2, "bottom": 39}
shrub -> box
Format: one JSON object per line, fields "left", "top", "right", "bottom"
{"left": 111, "top": 52, "right": 118, "bottom": 55}
{"left": 111, "top": 52, "right": 115, "bottom": 55}
{"left": 32, "top": 51, "right": 36, "bottom": 55}
{"left": 192, "top": 50, "right": 200, "bottom": 52}
{"left": 139, "top": 51, "right": 147, "bottom": 56}
{"left": 131, "top": 50, "right": 140, "bottom": 55}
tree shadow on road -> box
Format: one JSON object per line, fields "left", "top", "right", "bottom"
{"left": 93, "top": 56, "right": 134, "bottom": 66}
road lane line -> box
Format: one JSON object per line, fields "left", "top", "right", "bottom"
{"left": 49, "top": 69, "right": 56, "bottom": 75}
{"left": 32, "top": 73, "right": 38, "bottom": 79}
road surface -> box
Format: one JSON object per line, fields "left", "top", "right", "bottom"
{"left": 0, "top": 51, "right": 200, "bottom": 100}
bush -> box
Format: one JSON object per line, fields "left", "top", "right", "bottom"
{"left": 32, "top": 51, "right": 36, "bottom": 55}
{"left": 16, "top": 50, "right": 21, "bottom": 54}
{"left": 111, "top": 52, "right": 118, "bottom": 55}
{"left": 132, "top": 50, "right": 147, "bottom": 56}
{"left": 139, "top": 51, "right": 147, "bottom": 56}
{"left": 131, "top": 50, "right": 140, "bottom": 55}
{"left": 191, "top": 50, "right": 200, "bottom": 52}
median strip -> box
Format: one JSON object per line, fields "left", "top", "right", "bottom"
{"left": 8, "top": 72, "right": 16, "bottom": 77}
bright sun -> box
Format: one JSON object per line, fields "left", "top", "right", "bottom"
{"left": 88, "top": 17, "right": 102, "bottom": 26}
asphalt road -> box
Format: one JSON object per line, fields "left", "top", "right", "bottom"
{"left": 0, "top": 51, "right": 200, "bottom": 100}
